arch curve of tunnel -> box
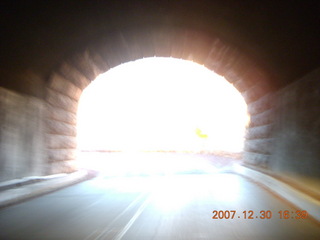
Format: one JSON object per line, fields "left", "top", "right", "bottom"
{"left": 45, "top": 27, "right": 273, "bottom": 173}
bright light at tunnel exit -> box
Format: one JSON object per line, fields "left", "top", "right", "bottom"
{"left": 77, "top": 57, "right": 249, "bottom": 154}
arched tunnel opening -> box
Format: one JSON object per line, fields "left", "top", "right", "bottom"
{"left": 1, "top": 1, "right": 320, "bottom": 238}
{"left": 76, "top": 57, "right": 248, "bottom": 176}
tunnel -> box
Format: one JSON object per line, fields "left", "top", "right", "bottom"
{"left": 0, "top": 1, "right": 320, "bottom": 239}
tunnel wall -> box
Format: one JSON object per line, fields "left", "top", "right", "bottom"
{"left": 45, "top": 64, "right": 91, "bottom": 174}
{"left": 244, "top": 92, "right": 275, "bottom": 169}
{"left": 244, "top": 67, "right": 320, "bottom": 178}
{"left": 0, "top": 87, "right": 46, "bottom": 181}
{"left": 270, "top": 68, "right": 320, "bottom": 177}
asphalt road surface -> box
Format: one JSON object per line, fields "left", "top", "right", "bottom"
{"left": 0, "top": 154, "right": 319, "bottom": 239}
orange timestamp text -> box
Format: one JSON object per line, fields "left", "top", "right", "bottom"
{"left": 212, "top": 210, "right": 308, "bottom": 220}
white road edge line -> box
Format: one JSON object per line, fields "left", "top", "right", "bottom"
{"left": 113, "top": 196, "right": 152, "bottom": 240}
{"left": 90, "top": 192, "right": 147, "bottom": 240}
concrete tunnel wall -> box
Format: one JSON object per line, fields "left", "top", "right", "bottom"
{"left": 1, "top": 1, "right": 320, "bottom": 181}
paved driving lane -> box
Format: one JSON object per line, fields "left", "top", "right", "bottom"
{"left": 0, "top": 172, "right": 319, "bottom": 239}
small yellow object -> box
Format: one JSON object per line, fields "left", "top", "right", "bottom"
{"left": 195, "top": 128, "right": 208, "bottom": 138}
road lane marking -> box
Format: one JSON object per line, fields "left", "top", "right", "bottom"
{"left": 113, "top": 196, "right": 151, "bottom": 240}
{"left": 88, "top": 192, "right": 148, "bottom": 240}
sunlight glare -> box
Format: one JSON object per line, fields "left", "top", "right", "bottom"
{"left": 77, "top": 57, "right": 248, "bottom": 153}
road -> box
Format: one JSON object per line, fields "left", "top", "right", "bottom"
{"left": 0, "top": 154, "right": 319, "bottom": 239}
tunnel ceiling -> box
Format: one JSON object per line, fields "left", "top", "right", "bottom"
{"left": 1, "top": 0, "right": 320, "bottom": 96}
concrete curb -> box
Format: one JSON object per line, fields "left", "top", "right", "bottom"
{"left": 0, "top": 173, "right": 68, "bottom": 192}
{"left": 0, "top": 170, "right": 92, "bottom": 209}
{"left": 232, "top": 165, "right": 320, "bottom": 223}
